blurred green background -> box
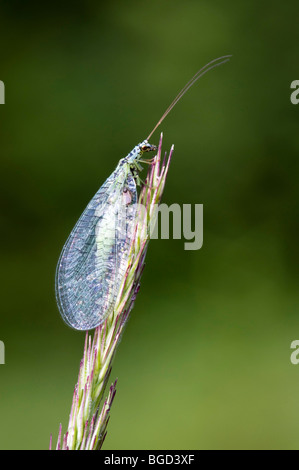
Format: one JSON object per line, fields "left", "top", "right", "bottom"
{"left": 1, "top": 0, "right": 299, "bottom": 450}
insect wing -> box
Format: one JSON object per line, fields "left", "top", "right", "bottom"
{"left": 113, "top": 171, "right": 138, "bottom": 288}
{"left": 55, "top": 164, "right": 137, "bottom": 330}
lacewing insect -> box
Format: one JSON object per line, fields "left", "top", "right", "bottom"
{"left": 55, "top": 55, "right": 231, "bottom": 330}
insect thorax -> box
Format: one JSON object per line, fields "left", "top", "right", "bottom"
{"left": 115, "top": 140, "right": 157, "bottom": 187}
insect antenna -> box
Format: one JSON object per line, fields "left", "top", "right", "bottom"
{"left": 146, "top": 55, "right": 231, "bottom": 141}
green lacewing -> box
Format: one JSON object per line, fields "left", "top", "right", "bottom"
{"left": 55, "top": 56, "right": 231, "bottom": 330}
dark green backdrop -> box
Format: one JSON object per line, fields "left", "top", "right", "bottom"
{"left": 1, "top": 0, "right": 299, "bottom": 450}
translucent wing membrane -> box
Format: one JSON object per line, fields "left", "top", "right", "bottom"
{"left": 55, "top": 163, "right": 137, "bottom": 330}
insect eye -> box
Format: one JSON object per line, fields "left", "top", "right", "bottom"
{"left": 140, "top": 143, "right": 157, "bottom": 152}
